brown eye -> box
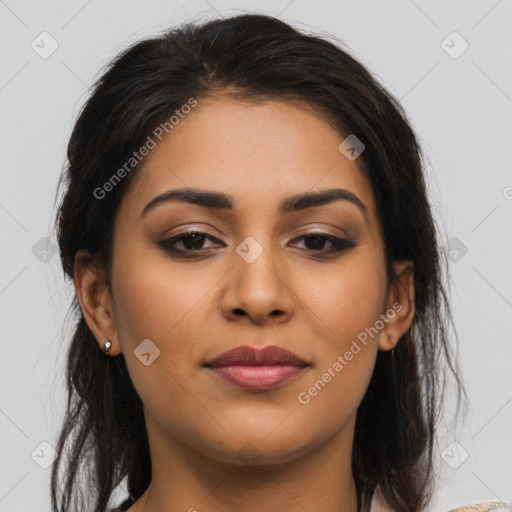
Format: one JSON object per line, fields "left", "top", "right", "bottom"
{"left": 159, "top": 230, "right": 223, "bottom": 256}
{"left": 290, "top": 232, "right": 356, "bottom": 255}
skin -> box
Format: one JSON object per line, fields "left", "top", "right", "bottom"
{"left": 74, "top": 96, "right": 415, "bottom": 512}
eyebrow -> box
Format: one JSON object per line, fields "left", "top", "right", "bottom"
{"left": 140, "top": 187, "right": 370, "bottom": 227}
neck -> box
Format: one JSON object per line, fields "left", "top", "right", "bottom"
{"left": 134, "top": 417, "right": 359, "bottom": 512}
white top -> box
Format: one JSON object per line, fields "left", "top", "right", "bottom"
{"left": 369, "top": 486, "right": 510, "bottom": 512}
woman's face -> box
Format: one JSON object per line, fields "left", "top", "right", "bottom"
{"left": 89, "top": 96, "right": 414, "bottom": 466}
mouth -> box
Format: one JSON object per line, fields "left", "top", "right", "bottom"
{"left": 203, "top": 345, "right": 310, "bottom": 390}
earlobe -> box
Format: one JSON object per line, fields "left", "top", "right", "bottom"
{"left": 73, "top": 249, "right": 120, "bottom": 356}
{"left": 378, "top": 260, "right": 415, "bottom": 352}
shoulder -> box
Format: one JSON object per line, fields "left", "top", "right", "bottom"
{"left": 447, "top": 504, "right": 511, "bottom": 512}
{"left": 370, "top": 489, "right": 510, "bottom": 512}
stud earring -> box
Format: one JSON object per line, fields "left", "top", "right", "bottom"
{"left": 102, "top": 340, "right": 112, "bottom": 356}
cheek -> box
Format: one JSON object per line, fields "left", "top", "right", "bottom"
{"left": 293, "top": 259, "right": 384, "bottom": 413}
{"left": 111, "top": 248, "right": 210, "bottom": 343}
{"left": 109, "top": 252, "right": 212, "bottom": 416}
{"left": 109, "top": 248, "right": 224, "bottom": 401}
{"left": 300, "top": 257, "right": 386, "bottom": 349}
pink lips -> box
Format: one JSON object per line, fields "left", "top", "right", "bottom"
{"left": 204, "top": 345, "right": 309, "bottom": 390}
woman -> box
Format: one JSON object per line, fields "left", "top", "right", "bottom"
{"left": 50, "top": 13, "right": 509, "bottom": 512}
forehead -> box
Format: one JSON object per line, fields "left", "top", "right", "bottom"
{"left": 121, "top": 96, "right": 377, "bottom": 225}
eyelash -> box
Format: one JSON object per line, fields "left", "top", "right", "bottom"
{"left": 158, "top": 229, "right": 356, "bottom": 258}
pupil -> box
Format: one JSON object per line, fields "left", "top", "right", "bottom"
{"left": 183, "top": 233, "right": 204, "bottom": 250}
{"left": 305, "top": 235, "right": 325, "bottom": 250}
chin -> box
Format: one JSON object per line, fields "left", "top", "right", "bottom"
{"left": 197, "top": 427, "right": 317, "bottom": 468}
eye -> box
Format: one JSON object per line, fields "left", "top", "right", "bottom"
{"left": 158, "top": 230, "right": 223, "bottom": 257}
{"left": 289, "top": 231, "right": 356, "bottom": 255}
{"left": 158, "top": 229, "right": 356, "bottom": 259}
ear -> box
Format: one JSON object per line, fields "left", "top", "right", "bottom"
{"left": 378, "top": 260, "right": 415, "bottom": 352}
{"left": 73, "top": 249, "right": 121, "bottom": 356}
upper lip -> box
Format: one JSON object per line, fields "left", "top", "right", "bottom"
{"left": 204, "top": 345, "right": 308, "bottom": 368}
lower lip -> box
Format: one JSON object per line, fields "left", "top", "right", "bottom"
{"left": 206, "top": 364, "right": 307, "bottom": 390}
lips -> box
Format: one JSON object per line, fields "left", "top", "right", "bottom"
{"left": 204, "top": 345, "right": 309, "bottom": 390}
{"left": 204, "top": 345, "right": 308, "bottom": 368}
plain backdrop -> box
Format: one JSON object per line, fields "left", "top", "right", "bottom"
{"left": 0, "top": 1, "right": 511, "bottom": 511}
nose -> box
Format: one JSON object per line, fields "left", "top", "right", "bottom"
{"left": 220, "top": 239, "right": 295, "bottom": 325}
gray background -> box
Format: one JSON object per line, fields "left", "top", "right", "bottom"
{"left": 0, "top": 0, "right": 511, "bottom": 510}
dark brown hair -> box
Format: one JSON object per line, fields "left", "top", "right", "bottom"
{"left": 52, "top": 12, "right": 466, "bottom": 512}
